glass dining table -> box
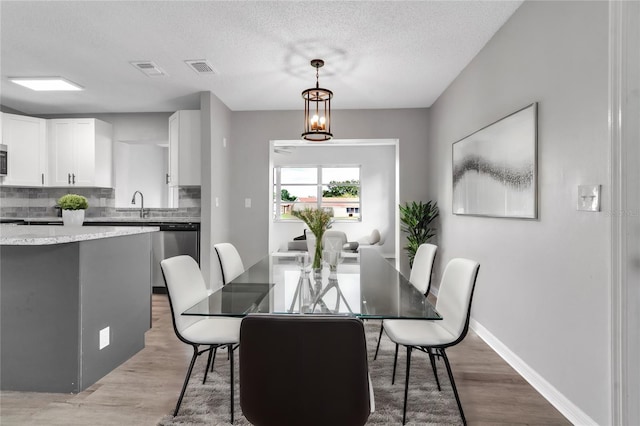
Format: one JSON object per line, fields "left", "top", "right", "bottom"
{"left": 183, "top": 248, "right": 441, "bottom": 320}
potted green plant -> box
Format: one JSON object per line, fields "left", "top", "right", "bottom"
{"left": 291, "top": 207, "right": 333, "bottom": 270}
{"left": 399, "top": 200, "right": 439, "bottom": 267}
{"left": 57, "top": 194, "right": 89, "bottom": 226}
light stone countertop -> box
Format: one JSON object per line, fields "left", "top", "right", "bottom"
{"left": 0, "top": 225, "right": 160, "bottom": 246}
{"left": 13, "top": 217, "right": 200, "bottom": 224}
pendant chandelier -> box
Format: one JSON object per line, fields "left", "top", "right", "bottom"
{"left": 301, "top": 59, "right": 333, "bottom": 141}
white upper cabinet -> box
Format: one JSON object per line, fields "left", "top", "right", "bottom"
{"left": 0, "top": 113, "right": 47, "bottom": 186}
{"left": 48, "top": 118, "right": 113, "bottom": 187}
{"left": 167, "top": 110, "right": 201, "bottom": 187}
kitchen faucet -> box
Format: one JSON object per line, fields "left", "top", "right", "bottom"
{"left": 131, "top": 191, "right": 146, "bottom": 218}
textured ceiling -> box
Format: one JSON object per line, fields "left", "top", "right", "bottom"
{"left": 0, "top": 1, "right": 523, "bottom": 115}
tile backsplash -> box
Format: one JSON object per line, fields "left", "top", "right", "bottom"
{"left": 0, "top": 186, "right": 201, "bottom": 218}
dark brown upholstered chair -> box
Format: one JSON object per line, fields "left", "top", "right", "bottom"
{"left": 239, "top": 314, "right": 373, "bottom": 426}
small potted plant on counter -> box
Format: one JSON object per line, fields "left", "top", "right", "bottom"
{"left": 57, "top": 194, "right": 89, "bottom": 226}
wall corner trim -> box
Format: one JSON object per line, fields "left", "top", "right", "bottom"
{"left": 469, "top": 318, "right": 598, "bottom": 426}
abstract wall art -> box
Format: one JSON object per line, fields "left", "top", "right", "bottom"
{"left": 452, "top": 103, "right": 538, "bottom": 219}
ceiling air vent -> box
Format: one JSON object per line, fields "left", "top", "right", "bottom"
{"left": 130, "top": 61, "right": 167, "bottom": 77}
{"left": 185, "top": 59, "right": 216, "bottom": 75}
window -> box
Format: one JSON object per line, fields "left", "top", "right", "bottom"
{"left": 274, "top": 166, "right": 361, "bottom": 221}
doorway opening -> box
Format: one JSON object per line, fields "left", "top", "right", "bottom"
{"left": 268, "top": 139, "right": 399, "bottom": 262}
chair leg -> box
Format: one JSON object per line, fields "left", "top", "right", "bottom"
{"left": 229, "top": 344, "right": 235, "bottom": 424}
{"left": 373, "top": 323, "right": 384, "bottom": 360}
{"left": 402, "top": 346, "right": 413, "bottom": 425}
{"left": 392, "top": 343, "right": 399, "bottom": 385}
{"left": 428, "top": 348, "right": 441, "bottom": 391}
{"left": 440, "top": 348, "right": 466, "bottom": 426}
{"left": 208, "top": 346, "right": 218, "bottom": 373}
{"left": 203, "top": 346, "right": 217, "bottom": 384}
{"left": 174, "top": 345, "right": 199, "bottom": 417}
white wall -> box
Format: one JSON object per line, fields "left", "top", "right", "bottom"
{"left": 114, "top": 142, "right": 167, "bottom": 208}
{"left": 611, "top": 2, "right": 640, "bottom": 423}
{"left": 229, "top": 109, "right": 429, "bottom": 275}
{"left": 114, "top": 142, "right": 130, "bottom": 207}
{"left": 427, "top": 1, "right": 609, "bottom": 424}
{"left": 270, "top": 143, "right": 396, "bottom": 257}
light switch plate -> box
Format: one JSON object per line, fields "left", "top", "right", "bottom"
{"left": 245, "top": 198, "right": 251, "bottom": 208}
{"left": 577, "top": 185, "right": 601, "bottom": 212}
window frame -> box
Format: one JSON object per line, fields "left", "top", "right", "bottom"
{"left": 274, "top": 165, "right": 361, "bottom": 222}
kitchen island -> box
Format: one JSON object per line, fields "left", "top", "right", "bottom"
{"left": 0, "top": 225, "right": 159, "bottom": 393}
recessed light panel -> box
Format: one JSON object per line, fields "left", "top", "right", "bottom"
{"left": 9, "top": 77, "right": 83, "bottom": 91}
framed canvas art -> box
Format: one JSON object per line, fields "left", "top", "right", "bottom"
{"left": 452, "top": 103, "right": 538, "bottom": 219}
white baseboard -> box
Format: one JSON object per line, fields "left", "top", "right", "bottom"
{"left": 469, "top": 318, "right": 598, "bottom": 426}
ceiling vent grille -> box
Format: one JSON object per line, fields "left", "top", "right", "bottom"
{"left": 130, "top": 61, "right": 167, "bottom": 77}
{"left": 185, "top": 59, "right": 216, "bottom": 75}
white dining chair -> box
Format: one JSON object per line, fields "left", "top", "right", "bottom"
{"left": 374, "top": 243, "right": 438, "bottom": 360}
{"left": 214, "top": 242, "right": 245, "bottom": 284}
{"left": 160, "top": 255, "right": 241, "bottom": 422}
{"left": 322, "top": 229, "right": 347, "bottom": 248}
{"left": 382, "top": 257, "right": 480, "bottom": 425}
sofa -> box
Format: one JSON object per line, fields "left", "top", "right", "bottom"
{"left": 286, "top": 229, "right": 380, "bottom": 253}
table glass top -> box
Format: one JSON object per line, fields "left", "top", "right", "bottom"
{"left": 183, "top": 249, "right": 440, "bottom": 320}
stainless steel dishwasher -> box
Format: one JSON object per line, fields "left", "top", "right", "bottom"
{"left": 151, "top": 222, "right": 200, "bottom": 292}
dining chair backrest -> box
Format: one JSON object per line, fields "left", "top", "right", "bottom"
{"left": 160, "top": 255, "right": 208, "bottom": 336}
{"left": 239, "top": 314, "right": 371, "bottom": 426}
{"left": 214, "top": 242, "right": 245, "bottom": 284}
{"left": 408, "top": 243, "right": 438, "bottom": 295}
{"left": 435, "top": 258, "right": 480, "bottom": 344}
{"left": 322, "top": 230, "right": 347, "bottom": 248}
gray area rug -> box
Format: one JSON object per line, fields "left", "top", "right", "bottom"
{"left": 158, "top": 321, "right": 462, "bottom": 425}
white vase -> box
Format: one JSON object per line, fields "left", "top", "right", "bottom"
{"left": 62, "top": 209, "right": 85, "bottom": 226}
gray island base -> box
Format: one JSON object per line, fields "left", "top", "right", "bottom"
{"left": 0, "top": 225, "right": 159, "bottom": 393}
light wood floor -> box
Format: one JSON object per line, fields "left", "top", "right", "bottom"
{"left": 0, "top": 294, "right": 570, "bottom": 425}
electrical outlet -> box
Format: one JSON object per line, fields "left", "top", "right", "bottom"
{"left": 99, "top": 326, "right": 110, "bottom": 350}
{"left": 245, "top": 198, "right": 251, "bottom": 208}
{"left": 215, "top": 197, "right": 219, "bottom": 207}
{"left": 223, "top": 137, "right": 227, "bottom": 148}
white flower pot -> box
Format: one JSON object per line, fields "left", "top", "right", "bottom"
{"left": 62, "top": 209, "right": 85, "bottom": 226}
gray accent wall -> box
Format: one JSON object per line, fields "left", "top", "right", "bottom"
{"left": 426, "top": 1, "right": 609, "bottom": 424}
{"left": 200, "top": 91, "right": 233, "bottom": 289}
{"left": 228, "top": 109, "right": 429, "bottom": 277}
